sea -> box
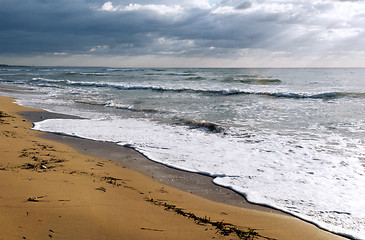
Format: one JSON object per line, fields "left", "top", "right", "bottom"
{"left": 1, "top": 66, "right": 364, "bottom": 239}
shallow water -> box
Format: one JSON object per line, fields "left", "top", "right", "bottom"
{"left": 1, "top": 66, "right": 364, "bottom": 239}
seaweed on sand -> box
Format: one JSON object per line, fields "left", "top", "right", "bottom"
{"left": 146, "top": 197, "right": 275, "bottom": 240}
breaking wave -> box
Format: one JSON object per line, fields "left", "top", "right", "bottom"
{"left": 29, "top": 78, "right": 365, "bottom": 100}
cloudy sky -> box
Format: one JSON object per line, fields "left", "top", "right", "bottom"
{"left": 1, "top": 0, "right": 365, "bottom": 67}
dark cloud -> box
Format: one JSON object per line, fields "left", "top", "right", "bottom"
{"left": 0, "top": 0, "right": 93, "bottom": 53}
{"left": 0, "top": 0, "right": 364, "bottom": 61}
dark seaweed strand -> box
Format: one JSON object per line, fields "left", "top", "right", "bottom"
{"left": 146, "top": 197, "right": 275, "bottom": 240}
{"left": 0, "top": 111, "right": 14, "bottom": 124}
{"left": 0, "top": 111, "right": 8, "bottom": 118}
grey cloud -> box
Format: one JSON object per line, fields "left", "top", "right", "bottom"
{"left": 235, "top": 1, "right": 252, "bottom": 9}
{"left": 0, "top": 0, "right": 364, "bottom": 59}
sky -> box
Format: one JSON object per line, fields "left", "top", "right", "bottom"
{"left": 1, "top": 0, "right": 365, "bottom": 68}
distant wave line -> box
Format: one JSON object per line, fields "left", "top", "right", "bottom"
{"left": 30, "top": 78, "right": 365, "bottom": 100}
{"left": 222, "top": 77, "right": 282, "bottom": 85}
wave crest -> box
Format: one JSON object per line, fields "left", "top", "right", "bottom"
{"left": 30, "top": 78, "right": 365, "bottom": 100}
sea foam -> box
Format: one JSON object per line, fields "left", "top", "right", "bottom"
{"left": 33, "top": 117, "right": 365, "bottom": 239}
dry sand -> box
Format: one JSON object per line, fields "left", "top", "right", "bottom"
{"left": 0, "top": 95, "right": 347, "bottom": 240}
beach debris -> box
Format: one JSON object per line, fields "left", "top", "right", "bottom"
{"left": 21, "top": 162, "right": 50, "bottom": 171}
{"left": 123, "top": 185, "right": 138, "bottom": 191}
{"left": 2, "top": 130, "right": 16, "bottom": 138}
{"left": 27, "top": 195, "right": 46, "bottom": 202}
{"left": 160, "top": 187, "right": 168, "bottom": 193}
{"left": 95, "top": 187, "right": 107, "bottom": 192}
{"left": 140, "top": 227, "right": 163, "bottom": 232}
{"left": 0, "top": 111, "right": 14, "bottom": 124}
{"left": 96, "top": 162, "right": 104, "bottom": 167}
{"left": 100, "top": 175, "right": 141, "bottom": 193}
{"left": 146, "top": 197, "right": 273, "bottom": 240}
{"left": 102, "top": 176, "right": 122, "bottom": 181}
{"left": 37, "top": 143, "right": 55, "bottom": 151}
{"left": 101, "top": 176, "right": 123, "bottom": 185}
{"left": 54, "top": 159, "right": 65, "bottom": 163}
{"left": 19, "top": 145, "right": 65, "bottom": 171}
{"left": 49, "top": 229, "right": 55, "bottom": 238}
{"left": 22, "top": 163, "right": 38, "bottom": 170}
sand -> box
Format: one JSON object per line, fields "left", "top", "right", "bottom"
{"left": 0, "top": 95, "right": 347, "bottom": 240}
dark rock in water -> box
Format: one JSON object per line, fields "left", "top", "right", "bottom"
{"left": 194, "top": 121, "right": 225, "bottom": 133}
{"left": 177, "top": 118, "right": 225, "bottom": 133}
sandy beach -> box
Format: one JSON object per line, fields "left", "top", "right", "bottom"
{"left": 0, "top": 94, "right": 347, "bottom": 240}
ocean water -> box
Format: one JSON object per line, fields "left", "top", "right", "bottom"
{"left": 1, "top": 66, "right": 364, "bottom": 239}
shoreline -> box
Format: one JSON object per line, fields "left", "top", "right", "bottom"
{"left": 20, "top": 110, "right": 280, "bottom": 212}
{"left": 0, "top": 91, "right": 349, "bottom": 239}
